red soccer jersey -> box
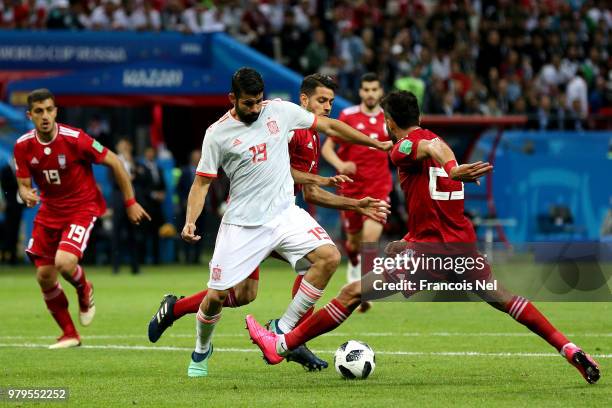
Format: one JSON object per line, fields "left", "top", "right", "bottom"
{"left": 390, "top": 128, "right": 476, "bottom": 243}
{"left": 333, "top": 105, "right": 392, "bottom": 198}
{"left": 13, "top": 123, "right": 108, "bottom": 229}
{"left": 289, "top": 128, "right": 320, "bottom": 194}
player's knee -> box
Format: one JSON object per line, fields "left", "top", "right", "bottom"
{"left": 36, "top": 267, "right": 57, "bottom": 287}
{"left": 54, "top": 254, "right": 77, "bottom": 276}
{"left": 234, "top": 286, "right": 257, "bottom": 306}
{"left": 206, "top": 289, "right": 229, "bottom": 305}
{"left": 319, "top": 246, "right": 341, "bottom": 273}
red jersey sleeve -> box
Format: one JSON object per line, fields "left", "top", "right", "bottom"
{"left": 390, "top": 136, "right": 420, "bottom": 167}
{"left": 13, "top": 143, "right": 30, "bottom": 178}
{"left": 76, "top": 132, "right": 108, "bottom": 164}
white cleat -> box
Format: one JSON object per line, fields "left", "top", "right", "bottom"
{"left": 346, "top": 255, "right": 362, "bottom": 283}
{"left": 79, "top": 304, "right": 96, "bottom": 327}
{"left": 49, "top": 335, "right": 81, "bottom": 349}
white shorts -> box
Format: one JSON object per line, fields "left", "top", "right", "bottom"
{"left": 207, "top": 204, "right": 335, "bottom": 290}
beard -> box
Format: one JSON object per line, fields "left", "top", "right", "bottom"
{"left": 235, "top": 105, "right": 260, "bottom": 124}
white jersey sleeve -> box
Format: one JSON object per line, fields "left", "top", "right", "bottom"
{"left": 277, "top": 100, "right": 317, "bottom": 135}
{"left": 196, "top": 127, "right": 221, "bottom": 178}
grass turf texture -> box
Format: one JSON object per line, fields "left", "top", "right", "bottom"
{"left": 1, "top": 259, "right": 610, "bottom": 407}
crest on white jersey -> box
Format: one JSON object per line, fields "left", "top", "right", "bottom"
{"left": 266, "top": 120, "right": 279, "bottom": 135}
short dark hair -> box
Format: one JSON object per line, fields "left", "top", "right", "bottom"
{"left": 27, "top": 88, "right": 55, "bottom": 110}
{"left": 231, "top": 67, "right": 264, "bottom": 98}
{"left": 300, "top": 74, "right": 338, "bottom": 96}
{"left": 381, "top": 91, "right": 420, "bottom": 129}
{"left": 360, "top": 72, "right": 380, "bottom": 88}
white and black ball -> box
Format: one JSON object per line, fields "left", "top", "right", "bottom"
{"left": 334, "top": 340, "right": 376, "bottom": 379}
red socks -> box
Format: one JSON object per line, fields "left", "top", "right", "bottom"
{"left": 285, "top": 298, "right": 352, "bottom": 350}
{"left": 174, "top": 267, "right": 260, "bottom": 318}
{"left": 343, "top": 241, "right": 360, "bottom": 266}
{"left": 506, "top": 296, "right": 569, "bottom": 351}
{"left": 63, "top": 264, "right": 87, "bottom": 290}
{"left": 42, "top": 282, "right": 78, "bottom": 338}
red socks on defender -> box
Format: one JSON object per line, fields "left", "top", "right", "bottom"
{"left": 42, "top": 282, "right": 78, "bottom": 338}
{"left": 285, "top": 298, "right": 354, "bottom": 350}
{"left": 173, "top": 267, "right": 260, "bottom": 318}
{"left": 506, "top": 296, "right": 569, "bottom": 351}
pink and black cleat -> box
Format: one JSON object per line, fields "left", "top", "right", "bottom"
{"left": 561, "top": 343, "right": 601, "bottom": 384}
{"left": 245, "top": 315, "right": 284, "bottom": 365}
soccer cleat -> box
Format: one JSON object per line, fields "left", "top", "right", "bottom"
{"left": 49, "top": 334, "right": 81, "bottom": 349}
{"left": 148, "top": 294, "right": 179, "bottom": 343}
{"left": 346, "top": 256, "right": 361, "bottom": 283}
{"left": 266, "top": 319, "right": 328, "bottom": 371}
{"left": 78, "top": 281, "right": 95, "bottom": 326}
{"left": 187, "top": 344, "right": 214, "bottom": 378}
{"left": 561, "top": 343, "right": 600, "bottom": 384}
{"left": 245, "top": 315, "right": 284, "bottom": 365}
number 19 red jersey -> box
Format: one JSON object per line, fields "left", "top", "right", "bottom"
{"left": 390, "top": 128, "right": 476, "bottom": 243}
{"left": 13, "top": 123, "right": 108, "bottom": 229}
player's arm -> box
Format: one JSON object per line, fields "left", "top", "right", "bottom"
{"left": 182, "top": 174, "right": 213, "bottom": 243}
{"left": 102, "top": 150, "right": 151, "bottom": 224}
{"left": 315, "top": 116, "right": 392, "bottom": 151}
{"left": 16, "top": 177, "right": 40, "bottom": 207}
{"left": 417, "top": 138, "right": 493, "bottom": 184}
{"left": 321, "top": 137, "right": 356, "bottom": 175}
{"left": 303, "top": 184, "right": 390, "bottom": 223}
{"left": 290, "top": 167, "right": 352, "bottom": 187}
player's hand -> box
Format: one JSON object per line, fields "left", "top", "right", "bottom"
{"left": 384, "top": 240, "right": 408, "bottom": 256}
{"left": 181, "top": 222, "right": 201, "bottom": 243}
{"left": 126, "top": 203, "right": 151, "bottom": 225}
{"left": 357, "top": 197, "right": 391, "bottom": 223}
{"left": 324, "top": 174, "right": 353, "bottom": 187}
{"left": 376, "top": 140, "right": 393, "bottom": 152}
{"left": 22, "top": 188, "right": 40, "bottom": 207}
{"left": 337, "top": 161, "right": 357, "bottom": 175}
{"left": 449, "top": 161, "right": 493, "bottom": 185}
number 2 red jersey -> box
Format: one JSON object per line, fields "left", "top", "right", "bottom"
{"left": 13, "top": 123, "right": 108, "bottom": 229}
{"left": 390, "top": 128, "right": 476, "bottom": 243}
{"left": 288, "top": 128, "right": 320, "bottom": 194}
{"left": 333, "top": 105, "right": 392, "bottom": 199}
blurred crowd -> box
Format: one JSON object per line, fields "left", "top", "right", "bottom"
{"left": 1, "top": 0, "right": 611, "bottom": 124}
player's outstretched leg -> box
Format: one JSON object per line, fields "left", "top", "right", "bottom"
{"left": 247, "top": 281, "right": 361, "bottom": 364}
{"left": 148, "top": 269, "right": 260, "bottom": 343}
{"left": 478, "top": 283, "right": 600, "bottom": 384}
{"left": 267, "top": 318, "right": 328, "bottom": 371}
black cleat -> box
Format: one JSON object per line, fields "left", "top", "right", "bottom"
{"left": 285, "top": 344, "right": 329, "bottom": 371}
{"left": 148, "top": 294, "right": 180, "bottom": 343}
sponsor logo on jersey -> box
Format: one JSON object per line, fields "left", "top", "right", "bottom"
{"left": 30, "top": 157, "right": 39, "bottom": 165}
{"left": 307, "top": 141, "right": 313, "bottom": 149}
{"left": 399, "top": 140, "right": 413, "bottom": 155}
{"left": 58, "top": 154, "right": 66, "bottom": 169}
{"left": 266, "top": 120, "right": 279, "bottom": 135}
{"left": 211, "top": 266, "right": 222, "bottom": 281}
{"left": 232, "top": 138, "right": 242, "bottom": 147}
{"left": 92, "top": 140, "right": 104, "bottom": 153}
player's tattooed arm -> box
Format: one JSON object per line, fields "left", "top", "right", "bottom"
{"left": 182, "top": 174, "right": 213, "bottom": 243}
{"left": 315, "top": 116, "right": 392, "bottom": 151}
{"left": 418, "top": 138, "right": 493, "bottom": 184}
{"left": 321, "top": 138, "right": 357, "bottom": 175}
{"left": 291, "top": 167, "right": 353, "bottom": 187}
{"left": 102, "top": 150, "right": 151, "bottom": 224}
{"left": 16, "top": 177, "right": 40, "bottom": 207}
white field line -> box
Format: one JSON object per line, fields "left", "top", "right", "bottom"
{"left": 1, "top": 332, "right": 612, "bottom": 340}
{"left": 0, "top": 342, "right": 611, "bottom": 358}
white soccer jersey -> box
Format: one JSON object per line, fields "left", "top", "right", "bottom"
{"left": 197, "top": 99, "right": 316, "bottom": 226}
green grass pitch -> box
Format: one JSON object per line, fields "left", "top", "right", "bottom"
{"left": 1, "top": 259, "right": 610, "bottom": 407}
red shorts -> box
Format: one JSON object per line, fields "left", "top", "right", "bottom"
{"left": 26, "top": 213, "right": 98, "bottom": 267}
{"left": 341, "top": 194, "right": 390, "bottom": 234}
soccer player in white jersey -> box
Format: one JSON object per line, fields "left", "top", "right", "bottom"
{"left": 181, "top": 67, "right": 392, "bottom": 377}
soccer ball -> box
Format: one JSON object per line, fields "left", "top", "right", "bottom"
{"left": 334, "top": 340, "right": 376, "bottom": 379}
